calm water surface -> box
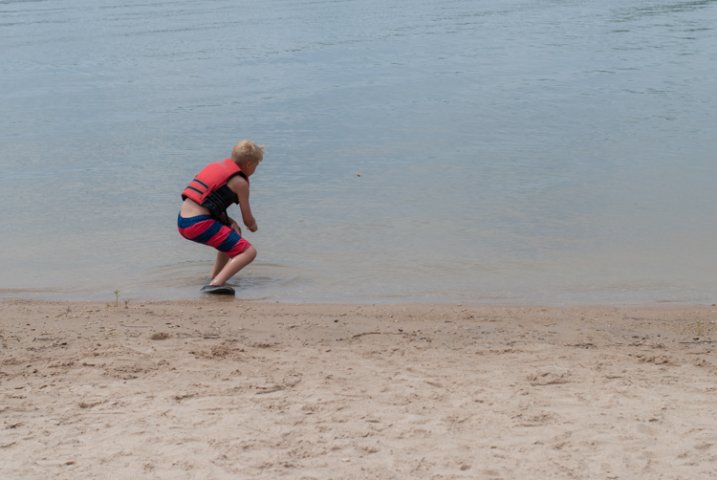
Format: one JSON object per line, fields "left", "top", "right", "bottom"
{"left": 1, "top": 0, "right": 716, "bottom": 304}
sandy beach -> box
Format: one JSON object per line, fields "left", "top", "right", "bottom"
{"left": 1, "top": 299, "right": 716, "bottom": 479}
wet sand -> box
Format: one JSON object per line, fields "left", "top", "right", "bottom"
{"left": 1, "top": 300, "right": 716, "bottom": 479}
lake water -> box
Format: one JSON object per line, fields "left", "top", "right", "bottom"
{"left": 1, "top": 0, "right": 716, "bottom": 304}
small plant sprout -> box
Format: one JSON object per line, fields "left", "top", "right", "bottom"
{"left": 114, "top": 289, "right": 120, "bottom": 307}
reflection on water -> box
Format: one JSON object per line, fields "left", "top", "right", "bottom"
{"left": 1, "top": 0, "right": 716, "bottom": 304}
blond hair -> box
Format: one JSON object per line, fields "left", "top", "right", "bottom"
{"left": 231, "top": 140, "right": 264, "bottom": 164}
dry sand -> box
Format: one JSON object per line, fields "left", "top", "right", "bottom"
{"left": 1, "top": 299, "right": 716, "bottom": 479}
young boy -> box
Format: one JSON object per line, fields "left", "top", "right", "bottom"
{"left": 177, "top": 140, "right": 263, "bottom": 295}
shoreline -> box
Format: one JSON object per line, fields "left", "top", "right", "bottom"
{"left": 3, "top": 282, "right": 715, "bottom": 307}
{"left": 2, "top": 300, "right": 716, "bottom": 478}
{"left": 2, "top": 291, "right": 715, "bottom": 307}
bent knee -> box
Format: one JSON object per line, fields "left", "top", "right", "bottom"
{"left": 245, "top": 245, "right": 257, "bottom": 261}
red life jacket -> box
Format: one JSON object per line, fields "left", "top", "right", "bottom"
{"left": 181, "top": 158, "right": 248, "bottom": 219}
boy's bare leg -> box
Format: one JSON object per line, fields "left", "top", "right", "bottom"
{"left": 211, "top": 252, "right": 230, "bottom": 279}
{"left": 210, "top": 246, "right": 257, "bottom": 286}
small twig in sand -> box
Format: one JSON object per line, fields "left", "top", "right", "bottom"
{"left": 256, "top": 385, "right": 286, "bottom": 395}
{"left": 255, "top": 375, "right": 301, "bottom": 395}
{"left": 351, "top": 331, "right": 408, "bottom": 340}
{"left": 351, "top": 331, "right": 383, "bottom": 339}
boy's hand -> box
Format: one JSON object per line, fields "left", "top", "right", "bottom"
{"left": 230, "top": 220, "right": 242, "bottom": 236}
{"left": 248, "top": 222, "right": 258, "bottom": 233}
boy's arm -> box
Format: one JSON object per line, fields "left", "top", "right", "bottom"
{"left": 217, "top": 211, "right": 232, "bottom": 226}
{"left": 230, "top": 177, "right": 257, "bottom": 232}
{"left": 223, "top": 215, "right": 241, "bottom": 235}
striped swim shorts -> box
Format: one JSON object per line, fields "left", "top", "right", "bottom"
{"left": 177, "top": 214, "right": 251, "bottom": 258}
